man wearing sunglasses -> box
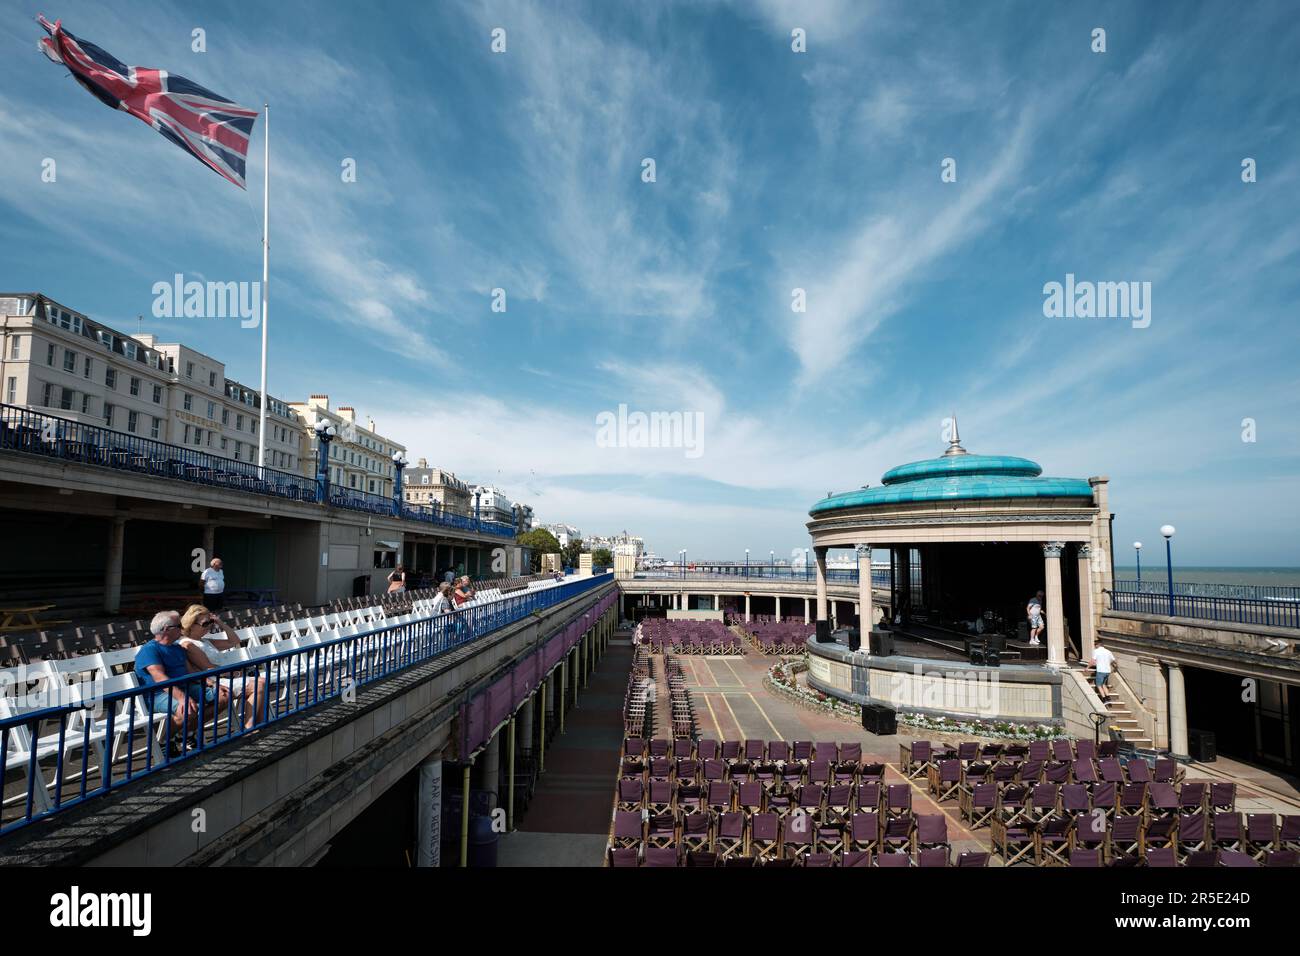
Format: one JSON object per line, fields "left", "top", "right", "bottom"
{"left": 134, "top": 610, "right": 227, "bottom": 742}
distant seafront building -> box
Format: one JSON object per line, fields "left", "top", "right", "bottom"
{"left": 403, "top": 458, "right": 471, "bottom": 515}
{"left": 289, "top": 395, "right": 405, "bottom": 498}
{"left": 543, "top": 523, "right": 582, "bottom": 547}
{"left": 0, "top": 293, "right": 306, "bottom": 472}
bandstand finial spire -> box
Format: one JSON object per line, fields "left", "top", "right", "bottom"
{"left": 944, "top": 412, "right": 968, "bottom": 456}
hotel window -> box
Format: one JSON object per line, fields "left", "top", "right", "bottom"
{"left": 47, "top": 343, "right": 55, "bottom": 366}
{"left": 368, "top": 479, "right": 376, "bottom": 493}
{"left": 349, "top": 474, "right": 357, "bottom": 489}
{"left": 222, "top": 409, "right": 229, "bottom": 425}
{"left": 63, "top": 349, "right": 76, "bottom": 372}
{"left": 5, "top": 377, "right": 15, "bottom": 403}
{"left": 42, "top": 383, "right": 52, "bottom": 406}
{"left": 151, "top": 417, "right": 160, "bottom": 439}
{"left": 153, "top": 384, "right": 162, "bottom": 404}
{"left": 81, "top": 394, "right": 91, "bottom": 414}
{"left": 9, "top": 337, "right": 19, "bottom": 359}
{"left": 127, "top": 410, "right": 138, "bottom": 433}
{"left": 209, "top": 371, "right": 216, "bottom": 387}
{"left": 83, "top": 357, "right": 92, "bottom": 379}
{"left": 185, "top": 361, "right": 194, "bottom": 378}
{"left": 184, "top": 424, "right": 192, "bottom": 443}
{"left": 129, "top": 376, "right": 140, "bottom": 397}
{"left": 206, "top": 431, "right": 214, "bottom": 447}
{"left": 184, "top": 393, "right": 193, "bottom": 411}
{"left": 235, "top": 441, "right": 242, "bottom": 460}
{"left": 207, "top": 401, "right": 215, "bottom": 420}
{"left": 60, "top": 387, "right": 73, "bottom": 411}
{"left": 236, "top": 414, "right": 244, "bottom": 430}
{"left": 193, "top": 428, "right": 203, "bottom": 446}
{"left": 221, "top": 437, "right": 228, "bottom": 451}
{"left": 105, "top": 367, "right": 116, "bottom": 389}
{"left": 103, "top": 402, "right": 114, "bottom": 427}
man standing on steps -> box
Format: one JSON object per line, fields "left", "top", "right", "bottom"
{"left": 1091, "top": 639, "right": 1117, "bottom": 701}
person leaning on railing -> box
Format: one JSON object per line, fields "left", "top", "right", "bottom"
{"left": 430, "top": 582, "right": 454, "bottom": 614}
{"left": 134, "top": 610, "right": 228, "bottom": 744}
{"left": 176, "top": 604, "right": 264, "bottom": 730}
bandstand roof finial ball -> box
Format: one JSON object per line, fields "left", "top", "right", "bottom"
{"left": 1161, "top": 525, "right": 1176, "bottom": 539}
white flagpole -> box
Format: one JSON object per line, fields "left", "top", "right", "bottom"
{"left": 257, "top": 102, "right": 269, "bottom": 472}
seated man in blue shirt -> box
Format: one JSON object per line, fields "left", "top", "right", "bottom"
{"left": 134, "top": 610, "right": 228, "bottom": 737}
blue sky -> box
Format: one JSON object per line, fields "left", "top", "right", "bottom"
{"left": 1, "top": 0, "right": 1297, "bottom": 565}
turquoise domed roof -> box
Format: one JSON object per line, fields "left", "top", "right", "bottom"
{"left": 810, "top": 438, "right": 1094, "bottom": 515}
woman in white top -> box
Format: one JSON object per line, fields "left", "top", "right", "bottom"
{"left": 177, "top": 603, "right": 264, "bottom": 729}
{"left": 429, "top": 582, "right": 455, "bottom": 614}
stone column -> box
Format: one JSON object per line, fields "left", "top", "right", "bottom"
{"left": 744, "top": 593, "right": 751, "bottom": 622}
{"left": 714, "top": 593, "right": 720, "bottom": 613}
{"left": 814, "top": 546, "right": 828, "bottom": 623}
{"left": 1043, "top": 542, "right": 1066, "bottom": 667}
{"left": 1167, "top": 663, "right": 1190, "bottom": 759}
{"left": 519, "top": 691, "right": 535, "bottom": 754}
{"left": 506, "top": 716, "right": 517, "bottom": 831}
{"left": 1077, "top": 544, "right": 1097, "bottom": 662}
{"left": 415, "top": 752, "right": 443, "bottom": 867}
{"left": 804, "top": 598, "right": 810, "bottom": 625}
{"left": 478, "top": 729, "right": 500, "bottom": 810}
{"left": 775, "top": 595, "right": 782, "bottom": 620}
{"left": 856, "top": 543, "right": 872, "bottom": 631}
{"left": 104, "top": 516, "right": 126, "bottom": 615}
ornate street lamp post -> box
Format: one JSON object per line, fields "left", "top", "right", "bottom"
{"left": 1160, "top": 526, "right": 1176, "bottom": 617}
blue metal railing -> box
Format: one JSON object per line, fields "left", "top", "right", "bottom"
{"left": 1108, "top": 589, "right": 1300, "bottom": 630}
{"left": 0, "top": 573, "right": 613, "bottom": 835}
{"left": 1113, "top": 579, "right": 1300, "bottom": 602}
{"left": 0, "top": 403, "right": 517, "bottom": 538}
{"left": 0, "top": 401, "right": 318, "bottom": 501}
{"left": 630, "top": 567, "right": 892, "bottom": 588}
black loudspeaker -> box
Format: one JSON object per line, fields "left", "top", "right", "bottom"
{"left": 847, "top": 628, "right": 861, "bottom": 652}
{"left": 816, "top": 620, "right": 831, "bottom": 643}
{"left": 969, "top": 644, "right": 986, "bottom": 666}
{"left": 985, "top": 649, "right": 1001, "bottom": 668}
{"left": 1187, "top": 729, "right": 1216, "bottom": 762}
{"left": 986, "top": 634, "right": 1006, "bottom": 654}
{"left": 869, "top": 631, "right": 894, "bottom": 656}
{"left": 861, "top": 704, "right": 897, "bottom": 736}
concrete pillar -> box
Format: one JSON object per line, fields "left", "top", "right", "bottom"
{"left": 539, "top": 682, "right": 547, "bottom": 773}
{"left": 559, "top": 660, "right": 566, "bottom": 732}
{"left": 1077, "top": 544, "right": 1096, "bottom": 662}
{"left": 519, "top": 690, "right": 535, "bottom": 753}
{"left": 713, "top": 593, "right": 720, "bottom": 613}
{"left": 1168, "top": 664, "right": 1190, "bottom": 759}
{"left": 775, "top": 595, "right": 781, "bottom": 620}
{"left": 744, "top": 594, "right": 751, "bottom": 622}
{"left": 814, "top": 546, "right": 828, "bottom": 623}
{"left": 1043, "top": 542, "right": 1066, "bottom": 667}
{"left": 506, "top": 716, "right": 517, "bottom": 831}
{"left": 415, "top": 753, "right": 443, "bottom": 867}
{"left": 104, "top": 516, "right": 126, "bottom": 615}
{"left": 479, "top": 730, "right": 500, "bottom": 810}
{"left": 459, "top": 762, "right": 472, "bottom": 867}
{"left": 804, "top": 598, "right": 810, "bottom": 625}
{"left": 571, "top": 648, "right": 579, "bottom": 707}
{"left": 202, "top": 523, "right": 216, "bottom": 564}
{"left": 856, "top": 543, "right": 873, "bottom": 631}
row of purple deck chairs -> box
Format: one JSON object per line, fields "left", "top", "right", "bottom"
{"left": 625, "top": 737, "right": 865, "bottom": 763}
{"left": 637, "top": 619, "right": 742, "bottom": 655}
{"left": 989, "top": 806, "right": 1300, "bottom": 866}
{"left": 661, "top": 654, "right": 695, "bottom": 738}
{"left": 608, "top": 847, "right": 989, "bottom": 867}
{"left": 623, "top": 646, "right": 652, "bottom": 739}
{"left": 609, "top": 806, "right": 983, "bottom": 866}
{"left": 925, "top": 757, "right": 1206, "bottom": 797}
{"left": 743, "top": 620, "right": 814, "bottom": 654}
{"left": 618, "top": 779, "right": 920, "bottom": 819}
{"left": 899, "top": 738, "right": 1140, "bottom": 779}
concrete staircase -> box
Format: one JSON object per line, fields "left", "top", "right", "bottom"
{"left": 1067, "top": 662, "right": 1154, "bottom": 748}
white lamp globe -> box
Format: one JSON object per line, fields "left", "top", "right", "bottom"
{"left": 1160, "top": 525, "right": 1176, "bottom": 539}
{"left": 1133, "top": 541, "right": 1142, "bottom": 550}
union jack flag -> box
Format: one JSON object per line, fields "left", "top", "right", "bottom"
{"left": 37, "top": 15, "right": 258, "bottom": 189}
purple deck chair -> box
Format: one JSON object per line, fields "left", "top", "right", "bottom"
{"left": 809, "top": 758, "right": 832, "bottom": 785}
{"left": 613, "top": 809, "right": 645, "bottom": 848}
{"left": 851, "top": 812, "right": 881, "bottom": 852}
{"left": 681, "top": 811, "right": 712, "bottom": 850}
{"left": 792, "top": 740, "right": 814, "bottom": 765}
{"left": 767, "top": 788, "right": 794, "bottom": 818}
{"left": 767, "top": 740, "right": 790, "bottom": 766}
{"left": 1098, "top": 757, "right": 1125, "bottom": 784}
{"left": 1028, "top": 740, "right": 1051, "bottom": 761}
{"left": 736, "top": 780, "right": 763, "bottom": 816}
{"left": 644, "top": 845, "right": 680, "bottom": 867}
{"left": 901, "top": 740, "right": 932, "bottom": 780}
{"left": 842, "top": 850, "right": 871, "bottom": 867}
{"left": 886, "top": 783, "right": 912, "bottom": 817}
{"left": 750, "top": 812, "right": 780, "bottom": 860}
{"left": 783, "top": 818, "right": 814, "bottom": 860}
{"left": 677, "top": 757, "right": 702, "bottom": 784}
{"left": 697, "top": 738, "right": 720, "bottom": 761}
{"left": 916, "top": 813, "right": 949, "bottom": 851}
{"left": 1098, "top": 740, "right": 1119, "bottom": 758}
{"left": 744, "top": 739, "right": 766, "bottom": 762}
{"left": 624, "top": 737, "right": 647, "bottom": 758}
{"left": 716, "top": 811, "right": 746, "bottom": 859}
{"left": 677, "top": 783, "right": 704, "bottom": 815}
{"left": 1117, "top": 782, "right": 1147, "bottom": 816}
{"left": 860, "top": 762, "right": 886, "bottom": 784}
{"left": 723, "top": 856, "right": 756, "bottom": 868}
{"left": 804, "top": 852, "right": 835, "bottom": 867}
{"left": 1125, "top": 759, "right": 1152, "bottom": 785}
{"left": 1220, "top": 849, "right": 1258, "bottom": 868}
{"left": 1051, "top": 739, "right": 1075, "bottom": 762}
{"left": 798, "top": 784, "right": 825, "bottom": 817}
{"left": 876, "top": 851, "right": 912, "bottom": 867}
{"left": 1186, "top": 849, "right": 1219, "bottom": 868}
{"left": 856, "top": 782, "right": 882, "bottom": 812}
{"left": 1091, "top": 781, "right": 1118, "bottom": 815}
{"left": 1074, "top": 739, "right": 1097, "bottom": 761}
{"left": 1018, "top": 760, "right": 1044, "bottom": 786}
{"left": 1070, "top": 848, "right": 1102, "bottom": 867}
{"left": 882, "top": 813, "right": 914, "bottom": 853}
{"left": 1148, "top": 782, "right": 1179, "bottom": 817}
{"left": 1044, "top": 761, "right": 1071, "bottom": 785}
{"left": 673, "top": 738, "right": 693, "bottom": 760}
{"left": 996, "top": 785, "right": 1030, "bottom": 827}
{"left": 609, "top": 846, "right": 639, "bottom": 867}
{"left": 1061, "top": 784, "right": 1090, "bottom": 817}
{"left": 618, "top": 777, "right": 645, "bottom": 811}
{"left": 1179, "top": 781, "right": 1207, "bottom": 812}
{"left": 649, "top": 757, "right": 672, "bottom": 780}
{"left": 1214, "top": 812, "right": 1244, "bottom": 852}
{"left": 1177, "top": 812, "right": 1208, "bottom": 858}
{"left": 754, "top": 762, "right": 779, "bottom": 790}
{"left": 686, "top": 850, "right": 718, "bottom": 867}
{"left": 647, "top": 812, "right": 677, "bottom": 848}
{"left": 1072, "top": 759, "right": 1099, "bottom": 786}
{"left": 1245, "top": 813, "right": 1278, "bottom": 859}
{"left": 1153, "top": 756, "right": 1178, "bottom": 783}
{"left": 991, "top": 762, "right": 1019, "bottom": 786}
{"left": 701, "top": 758, "right": 726, "bottom": 783}
{"left": 648, "top": 778, "right": 674, "bottom": 815}
{"left": 1146, "top": 814, "right": 1177, "bottom": 852}
{"left": 1073, "top": 812, "right": 1107, "bottom": 850}
{"left": 815, "top": 741, "right": 839, "bottom": 763}
{"left": 1281, "top": 815, "right": 1300, "bottom": 851}
{"left": 1265, "top": 850, "right": 1299, "bottom": 867}
{"left": 649, "top": 738, "right": 670, "bottom": 758}
{"left": 1211, "top": 782, "right": 1236, "bottom": 811}
{"left": 840, "top": 742, "right": 863, "bottom": 768}
{"left": 707, "top": 780, "right": 733, "bottom": 813}
{"left": 1110, "top": 814, "right": 1142, "bottom": 860}
{"left": 963, "top": 783, "right": 998, "bottom": 829}
{"left": 1145, "top": 846, "right": 1177, "bottom": 867}
{"left": 1038, "top": 815, "right": 1074, "bottom": 865}
{"left": 826, "top": 784, "right": 853, "bottom": 819}
{"left": 918, "top": 847, "right": 949, "bottom": 867}
{"left": 956, "top": 741, "right": 980, "bottom": 763}
{"left": 955, "top": 850, "right": 989, "bottom": 867}
{"left": 621, "top": 756, "right": 646, "bottom": 778}
{"left": 931, "top": 759, "right": 962, "bottom": 803}
{"left": 1028, "top": 783, "right": 1060, "bottom": 822}
{"left": 721, "top": 739, "right": 741, "bottom": 763}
